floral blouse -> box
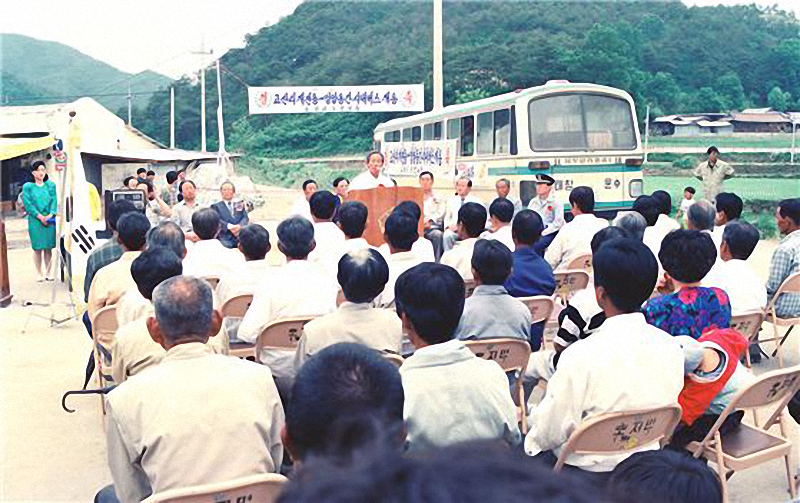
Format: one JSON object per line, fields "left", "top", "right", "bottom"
{"left": 643, "top": 286, "right": 732, "bottom": 339}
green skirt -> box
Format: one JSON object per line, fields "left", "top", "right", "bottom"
{"left": 28, "top": 216, "right": 56, "bottom": 251}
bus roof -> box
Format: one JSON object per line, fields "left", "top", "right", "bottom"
{"left": 375, "top": 82, "right": 632, "bottom": 132}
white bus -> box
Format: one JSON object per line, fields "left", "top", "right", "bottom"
{"left": 373, "top": 81, "right": 643, "bottom": 217}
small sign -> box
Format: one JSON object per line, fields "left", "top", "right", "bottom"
{"left": 248, "top": 85, "right": 424, "bottom": 114}
{"left": 385, "top": 140, "right": 457, "bottom": 178}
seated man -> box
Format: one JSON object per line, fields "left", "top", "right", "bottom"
{"left": 643, "top": 230, "right": 731, "bottom": 339}
{"left": 285, "top": 343, "right": 404, "bottom": 463}
{"left": 396, "top": 263, "right": 521, "bottom": 451}
{"left": 170, "top": 180, "right": 201, "bottom": 240}
{"left": 291, "top": 179, "right": 317, "bottom": 222}
{"left": 181, "top": 208, "right": 244, "bottom": 279}
{"left": 295, "top": 249, "right": 402, "bottom": 369}
{"left": 238, "top": 217, "right": 338, "bottom": 390}
{"left": 503, "top": 210, "right": 556, "bottom": 350}
{"left": 525, "top": 238, "right": 684, "bottom": 473}
{"left": 634, "top": 195, "right": 664, "bottom": 261}
{"left": 420, "top": 170, "right": 445, "bottom": 261}
{"left": 308, "top": 190, "right": 346, "bottom": 275}
{"left": 703, "top": 221, "right": 766, "bottom": 315}
{"left": 99, "top": 276, "right": 283, "bottom": 503}
{"left": 480, "top": 198, "right": 515, "bottom": 251}
{"left": 112, "top": 247, "right": 228, "bottom": 384}
{"left": 88, "top": 212, "right": 151, "bottom": 320}
{"left": 607, "top": 450, "right": 722, "bottom": 503}
{"left": 613, "top": 211, "right": 647, "bottom": 242}
{"left": 378, "top": 201, "right": 435, "bottom": 263}
{"left": 337, "top": 201, "right": 374, "bottom": 256}
{"left": 711, "top": 192, "right": 743, "bottom": 250}
{"left": 545, "top": 186, "right": 608, "bottom": 271}
{"left": 767, "top": 198, "right": 800, "bottom": 319}
{"left": 374, "top": 211, "right": 424, "bottom": 308}
{"left": 651, "top": 190, "right": 681, "bottom": 235}
{"left": 441, "top": 202, "right": 487, "bottom": 281}
{"left": 686, "top": 200, "right": 716, "bottom": 233}
{"left": 454, "top": 240, "right": 531, "bottom": 343}
{"left": 443, "top": 177, "right": 483, "bottom": 252}
{"left": 211, "top": 181, "right": 249, "bottom": 249}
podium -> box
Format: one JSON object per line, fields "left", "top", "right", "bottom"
{"left": 346, "top": 186, "right": 424, "bottom": 247}
{"left": 0, "top": 217, "right": 11, "bottom": 307}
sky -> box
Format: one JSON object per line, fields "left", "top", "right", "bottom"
{"left": 1, "top": 0, "right": 798, "bottom": 80}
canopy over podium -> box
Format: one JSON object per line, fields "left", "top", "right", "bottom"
{"left": 346, "top": 186, "right": 424, "bottom": 247}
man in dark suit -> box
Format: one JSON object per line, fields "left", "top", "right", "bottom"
{"left": 211, "top": 181, "right": 249, "bottom": 248}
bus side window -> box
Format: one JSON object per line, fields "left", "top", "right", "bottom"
{"left": 402, "top": 128, "right": 413, "bottom": 142}
{"left": 447, "top": 119, "right": 460, "bottom": 140}
{"left": 460, "top": 116, "right": 474, "bottom": 157}
{"left": 412, "top": 126, "right": 421, "bottom": 142}
{"left": 423, "top": 123, "right": 433, "bottom": 141}
{"left": 384, "top": 130, "right": 400, "bottom": 143}
{"left": 510, "top": 106, "right": 518, "bottom": 155}
{"left": 493, "top": 109, "right": 510, "bottom": 155}
{"left": 477, "top": 112, "right": 493, "bottom": 155}
{"left": 433, "top": 121, "right": 442, "bottom": 140}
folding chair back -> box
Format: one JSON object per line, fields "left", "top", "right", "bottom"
{"left": 729, "top": 310, "right": 766, "bottom": 368}
{"left": 566, "top": 253, "right": 593, "bottom": 272}
{"left": 220, "top": 294, "right": 253, "bottom": 319}
{"left": 464, "top": 279, "right": 477, "bottom": 298}
{"left": 92, "top": 305, "right": 119, "bottom": 382}
{"left": 553, "top": 270, "right": 591, "bottom": 303}
{"left": 729, "top": 367, "right": 800, "bottom": 411}
{"left": 761, "top": 273, "right": 800, "bottom": 368}
{"left": 383, "top": 353, "right": 405, "bottom": 368}
{"left": 771, "top": 272, "right": 800, "bottom": 301}
{"left": 202, "top": 276, "right": 220, "bottom": 289}
{"left": 518, "top": 296, "right": 555, "bottom": 324}
{"left": 143, "top": 473, "right": 288, "bottom": 503}
{"left": 554, "top": 405, "right": 682, "bottom": 471}
{"left": 255, "top": 317, "right": 314, "bottom": 364}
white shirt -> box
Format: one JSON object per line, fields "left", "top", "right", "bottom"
{"left": 679, "top": 197, "right": 695, "bottom": 216}
{"left": 215, "top": 260, "right": 275, "bottom": 308}
{"left": 423, "top": 192, "right": 446, "bottom": 227}
{"left": 182, "top": 239, "right": 245, "bottom": 280}
{"left": 545, "top": 214, "right": 608, "bottom": 271}
{"left": 525, "top": 313, "right": 684, "bottom": 472}
{"left": 349, "top": 170, "right": 394, "bottom": 190}
{"left": 703, "top": 259, "right": 767, "bottom": 315}
{"left": 308, "top": 221, "right": 346, "bottom": 277}
{"left": 711, "top": 223, "right": 726, "bottom": 251}
{"left": 378, "top": 238, "right": 435, "bottom": 264}
{"left": 374, "top": 251, "right": 424, "bottom": 308}
{"left": 238, "top": 260, "right": 338, "bottom": 379}
{"left": 115, "top": 289, "right": 151, "bottom": 327}
{"left": 441, "top": 237, "right": 479, "bottom": 280}
{"left": 480, "top": 225, "right": 515, "bottom": 251}
{"left": 401, "top": 339, "right": 521, "bottom": 451}
{"left": 290, "top": 195, "right": 313, "bottom": 222}
{"left": 444, "top": 194, "right": 483, "bottom": 230}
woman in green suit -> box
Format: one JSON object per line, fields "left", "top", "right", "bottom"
{"left": 22, "top": 161, "right": 57, "bottom": 282}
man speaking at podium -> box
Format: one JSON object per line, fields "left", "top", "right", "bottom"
{"left": 349, "top": 151, "right": 394, "bottom": 190}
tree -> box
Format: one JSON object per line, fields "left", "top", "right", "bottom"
{"left": 767, "top": 86, "right": 792, "bottom": 112}
{"left": 715, "top": 73, "right": 746, "bottom": 111}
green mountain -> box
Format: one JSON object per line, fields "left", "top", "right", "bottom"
{"left": 130, "top": 1, "right": 800, "bottom": 158}
{"left": 0, "top": 33, "right": 172, "bottom": 112}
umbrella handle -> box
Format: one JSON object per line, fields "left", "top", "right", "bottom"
{"left": 62, "top": 387, "right": 117, "bottom": 413}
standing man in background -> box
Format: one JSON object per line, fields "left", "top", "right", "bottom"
{"left": 211, "top": 181, "right": 249, "bottom": 249}
{"left": 527, "top": 174, "right": 564, "bottom": 256}
{"left": 349, "top": 151, "right": 393, "bottom": 190}
{"left": 693, "top": 146, "right": 734, "bottom": 203}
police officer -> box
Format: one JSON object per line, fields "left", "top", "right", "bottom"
{"left": 526, "top": 174, "right": 565, "bottom": 255}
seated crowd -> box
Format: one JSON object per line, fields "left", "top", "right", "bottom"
{"left": 85, "top": 158, "right": 800, "bottom": 503}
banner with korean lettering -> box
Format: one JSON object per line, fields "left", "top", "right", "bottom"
{"left": 385, "top": 141, "right": 457, "bottom": 178}
{"left": 248, "top": 85, "right": 425, "bottom": 114}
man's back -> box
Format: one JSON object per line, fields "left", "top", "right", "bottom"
{"left": 87, "top": 252, "right": 141, "bottom": 319}
{"left": 504, "top": 247, "right": 555, "bottom": 298}
{"left": 545, "top": 214, "right": 608, "bottom": 270}
{"left": 454, "top": 285, "right": 531, "bottom": 341}
{"left": 400, "top": 339, "right": 520, "bottom": 451}
{"left": 374, "top": 251, "right": 424, "bottom": 308}
{"left": 704, "top": 259, "right": 767, "bottom": 316}
{"left": 767, "top": 229, "right": 800, "bottom": 318}
{"left": 182, "top": 239, "right": 244, "bottom": 279}
{"left": 106, "top": 343, "right": 284, "bottom": 502}
{"left": 441, "top": 238, "right": 478, "bottom": 280}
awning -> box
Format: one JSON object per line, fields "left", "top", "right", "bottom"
{"left": 81, "top": 148, "right": 238, "bottom": 163}
{"left": 0, "top": 135, "right": 55, "bottom": 161}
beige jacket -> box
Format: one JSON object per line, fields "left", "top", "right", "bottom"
{"left": 106, "top": 343, "right": 284, "bottom": 503}
{"left": 87, "top": 251, "right": 141, "bottom": 320}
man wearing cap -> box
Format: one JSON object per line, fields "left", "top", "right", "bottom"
{"left": 693, "top": 146, "right": 734, "bottom": 203}
{"left": 526, "top": 174, "right": 565, "bottom": 255}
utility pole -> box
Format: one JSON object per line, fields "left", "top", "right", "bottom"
{"left": 433, "top": 0, "right": 444, "bottom": 111}
{"left": 644, "top": 104, "right": 650, "bottom": 163}
{"left": 192, "top": 38, "right": 213, "bottom": 152}
{"left": 126, "top": 83, "right": 132, "bottom": 125}
{"left": 170, "top": 87, "right": 175, "bottom": 149}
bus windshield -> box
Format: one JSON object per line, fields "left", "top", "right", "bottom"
{"left": 528, "top": 93, "right": 636, "bottom": 152}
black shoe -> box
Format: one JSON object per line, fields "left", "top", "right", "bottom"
{"left": 749, "top": 344, "right": 762, "bottom": 364}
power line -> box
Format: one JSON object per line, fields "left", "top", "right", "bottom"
{"left": 3, "top": 89, "right": 169, "bottom": 105}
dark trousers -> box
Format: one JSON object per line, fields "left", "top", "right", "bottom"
{"left": 668, "top": 411, "right": 744, "bottom": 451}
{"left": 94, "top": 485, "right": 121, "bottom": 503}
{"left": 424, "top": 227, "right": 444, "bottom": 262}
{"left": 83, "top": 311, "right": 95, "bottom": 389}
{"left": 531, "top": 450, "right": 611, "bottom": 488}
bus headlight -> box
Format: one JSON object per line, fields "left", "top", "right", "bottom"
{"left": 629, "top": 179, "right": 643, "bottom": 198}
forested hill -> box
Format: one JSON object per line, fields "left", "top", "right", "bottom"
{"left": 130, "top": 1, "right": 800, "bottom": 158}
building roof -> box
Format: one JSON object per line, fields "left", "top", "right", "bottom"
{"left": 728, "top": 112, "right": 790, "bottom": 123}
{"left": 696, "top": 120, "right": 732, "bottom": 127}
{"left": 82, "top": 148, "right": 239, "bottom": 163}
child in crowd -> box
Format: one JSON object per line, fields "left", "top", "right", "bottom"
{"left": 676, "top": 186, "right": 696, "bottom": 222}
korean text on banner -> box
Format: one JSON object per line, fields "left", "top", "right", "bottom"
{"left": 385, "top": 140, "right": 457, "bottom": 178}
{"left": 248, "top": 85, "right": 424, "bottom": 114}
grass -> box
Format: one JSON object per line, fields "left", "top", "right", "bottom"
{"left": 648, "top": 134, "right": 795, "bottom": 149}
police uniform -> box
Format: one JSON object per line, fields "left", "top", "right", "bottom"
{"left": 526, "top": 174, "right": 565, "bottom": 255}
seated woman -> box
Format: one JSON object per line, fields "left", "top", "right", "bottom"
{"left": 643, "top": 229, "right": 731, "bottom": 338}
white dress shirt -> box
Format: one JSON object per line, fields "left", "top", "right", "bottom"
{"left": 703, "top": 259, "right": 767, "bottom": 315}
{"left": 290, "top": 195, "right": 313, "bottom": 222}
{"left": 216, "top": 260, "right": 275, "bottom": 307}
{"left": 525, "top": 313, "right": 684, "bottom": 472}
{"left": 711, "top": 223, "right": 726, "bottom": 251}
{"left": 480, "top": 225, "right": 515, "bottom": 251}
{"left": 115, "top": 289, "right": 151, "bottom": 327}
{"left": 441, "top": 237, "right": 479, "bottom": 280}
{"left": 106, "top": 343, "right": 284, "bottom": 503}
{"left": 238, "top": 260, "right": 338, "bottom": 379}
{"left": 349, "top": 170, "right": 394, "bottom": 190}
{"left": 423, "top": 192, "right": 446, "bottom": 228}
{"left": 374, "top": 251, "right": 424, "bottom": 308}
{"left": 378, "top": 238, "right": 435, "bottom": 264}
{"left": 341, "top": 237, "right": 374, "bottom": 256}
{"left": 545, "top": 214, "right": 608, "bottom": 271}
{"left": 308, "top": 221, "right": 346, "bottom": 277}
{"left": 182, "top": 239, "right": 245, "bottom": 280}
{"left": 444, "top": 194, "right": 483, "bottom": 230}
{"left": 401, "top": 339, "right": 521, "bottom": 451}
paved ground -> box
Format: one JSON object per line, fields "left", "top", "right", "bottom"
{"left": 1, "top": 194, "right": 799, "bottom": 502}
